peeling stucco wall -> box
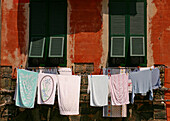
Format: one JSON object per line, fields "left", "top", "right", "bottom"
{"left": 67, "top": 0, "right": 108, "bottom": 73}
{"left": 1, "top": 0, "right": 29, "bottom": 69}
{"left": 147, "top": 0, "right": 156, "bottom": 67}
{"left": 147, "top": 0, "right": 170, "bottom": 120}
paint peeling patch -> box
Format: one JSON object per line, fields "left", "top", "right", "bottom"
{"left": 99, "top": 0, "right": 108, "bottom": 68}
{"left": 147, "top": 0, "right": 158, "bottom": 66}
{"left": 166, "top": 26, "right": 170, "bottom": 31}
{"left": 3, "top": 0, "right": 14, "bottom": 10}
{"left": 3, "top": 48, "right": 27, "bottom": 68}
{"left": 147, "top": 0, "right": 157, "bottom": 20}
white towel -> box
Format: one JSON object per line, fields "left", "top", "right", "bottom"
{"left": 110, "top": 74, "right": 129, "bottom": 105}
{"left": 88, "top": 75, "right": 108, "bottom": 107}
{"left": 37, "top": 73, "right": 57, "bottom": 105}
{"left": 57, "top": 75, "right": 81, "bottom": 115}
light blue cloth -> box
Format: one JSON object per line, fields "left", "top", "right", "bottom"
{"left": 152, "top": 68, "right": 161, "bottom": 89}
{"left": 129, "top": 70, "right": 153, "bottom": 103}
{"left": 15, "top": 69, "right": 38, "bottom": 108}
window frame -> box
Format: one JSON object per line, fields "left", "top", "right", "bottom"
{"left": 130, "top": 36, "right": 145, "bottom": 56}
{"left": 110, "top": 37, "right": 126, "bottom": 58}
{"left": 48, "top": 36, "right": 64, "bottom": 57}
{"left": 29, "top": 37, "right": 45, "bottom": 58}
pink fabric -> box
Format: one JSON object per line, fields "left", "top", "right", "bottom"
{"left": 110, "top": 74, "right": 129, "bottom": 105}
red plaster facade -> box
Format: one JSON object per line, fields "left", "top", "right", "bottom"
{"left": 1, "top": 0, "right": 170, "bottom": 120}
{"left": 68, "top": 0, "right": 103, "bottom": 73}
{"left": 150, "top": 1, "right": 170, "bottom": 119}
{"left": 1, "top": 0, "right": 28, "bottom": 69}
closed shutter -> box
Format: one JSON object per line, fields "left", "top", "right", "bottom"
{"left": 30, "top": 2, "right": 47, "bottom": 35}
{"left": 49, "top": 1, "right": 67, "bottom": 35}
{"left": 130, "top": 37, "right": 145, "bottom": 56}
{"left": 29, "top": 37, "right": 45, "bottom": 57}
{"left": 110, "top": 2, "right": 127, "bottom": 35}
{"left": 111, "top": 37, "right": 125, "bottom": 57}
{"left": 130, "top": 2, "right": 144, "bottom": 35}
{"left": 49, "top": 37, "right": 64, "bottom": 57}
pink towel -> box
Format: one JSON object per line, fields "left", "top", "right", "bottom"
{"left": 110, "top": 74, "right": 129, "bottom": 105}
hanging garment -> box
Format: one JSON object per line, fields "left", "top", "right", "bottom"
{"left": 152, "top": 68, "right": 161, "bottom": 89}
{"left": 103, "top": 68, "right": 120, "bottom": 75}
{"left": 15, "top": 69, "right": 38, "bottom": 108}
{"left": 103, "top": 98, "right": 127, "bottom": 117}
{"left": 129, "top": 70, "right": 153, "bottom": 103}
{"left": 87, "top": 75, "right": 108, "bottom": 107}
{"left": 57, "top": 75, "right": 81, "bottom": 115}
{"left": 40, "top": 68, "right": 58, "bottom": 74}
{"left": 139, "top": 66, "right": 154, "bottom": 71}
{"left": 128, "top": 79, "right": 132, "bottom": 93}
{"left": 110, "top": 74, "right": 129, "bottom": 105}
{"left": 58, "top": 68, "right": 72, "bottom": 75}
{"left": 37, "top": 73, "right": 57, "bottom": 105}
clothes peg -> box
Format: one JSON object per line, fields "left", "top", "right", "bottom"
{"left": 137, "top": 66, "right": 140, "bottom": 70}
{"left": 108, "top": 73, "right": 111, "bottom": 79}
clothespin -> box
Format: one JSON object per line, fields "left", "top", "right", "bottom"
{"left": 137, "top": 66, "right": 140, "bottom": 70}
{"left": 108, "top": 73, "right": 111, "bottom": 79}
{"left": 126, "top": 70, "right": 128, "bottom": 75}
{"left": 150, "top": 67, "right": 152, "bottom": 71}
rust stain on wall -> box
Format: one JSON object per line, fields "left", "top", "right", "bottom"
{"left": 1, "top": 0, "right": 29, "bottom": 69}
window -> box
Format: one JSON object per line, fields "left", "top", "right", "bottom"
{"left": 110, "top": 37, "right": 125, "bottom": 57}
{"left": 108, "top": 0, "right": 147, "bottom": 67}
{"left": 28, "top": 0, "right": 67, "bottom": 67}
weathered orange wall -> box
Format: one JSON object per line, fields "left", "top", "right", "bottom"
{"left": 1, "top": 0, "right": 29, "bottom": 69}
{"left": 149, "top": 0, "right": 170, "bottom": 120}
{"left": 67, "top": 0, "right": 107, "bottom": 74}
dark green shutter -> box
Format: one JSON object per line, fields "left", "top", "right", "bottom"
{"left": 130, "top": 2, "right": 144, "bottom": 35}
{"left": 111, "top": 37, "right": 125, "bottom": 57}
{"left": 29, "top": 37, "right": 45, "bottom": 57}
{"left": 130, "top": 37, "right": 145, "bottom": 56}
{"left": 49, "top": 1, "right": 67, "bottom": 36}
{"left": 110, "top": 2, "right": 127, "bottom": 35}
{"left": 30, "top": 2, "right": 47, "bottom": 35}
{"left": 49, "top": 37, "right": 64, "bottom": 57}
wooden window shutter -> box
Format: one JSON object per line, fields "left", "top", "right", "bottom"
{"left": 110, "top": 37, "right": 125, "bottom": 57}
{"left": 130, "top": 2, "right": 144, "bottom": 35}
{"left": 48, "top": 37, "right": 64, "bottom": 57}
{"left": 109, "top": 2, "right": 127, "bottom": 35}
{"left": 29, "top": 37, "right": 45, "bottom": 58}
{"left": 30, "top": 2, "right": 47, "bottom": 35}
{"left": 130, "top": 37, "right": 145, "bottom": 56}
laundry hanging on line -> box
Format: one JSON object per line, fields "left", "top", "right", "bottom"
{"left": 87, "top": 75, "right": 109, "bottom": 107}
{"left": 15, "top": 69, "right": 38, "bottom": 108}
{"left": 37, "top": 73, "right": 58, "bottom": 105}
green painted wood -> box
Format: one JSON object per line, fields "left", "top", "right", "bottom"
{"left": 109, "top": 0, "right": 147, "bottom": 67}
{"left": 29, "top": 0, "right": 67, "bottom": 67}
